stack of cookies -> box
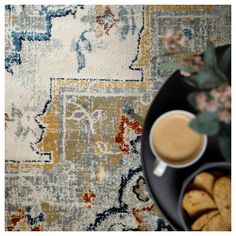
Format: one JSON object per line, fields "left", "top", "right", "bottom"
{"left": 182, "top": 172, "right": 231, "bottom": 231}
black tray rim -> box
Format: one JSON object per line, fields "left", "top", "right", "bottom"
{"left": 140, "top": 71, "right": 180, "bottom": 230}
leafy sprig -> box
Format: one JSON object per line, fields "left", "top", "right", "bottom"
{"left": 160, "top": 31, "right": 231, "bottom": 161}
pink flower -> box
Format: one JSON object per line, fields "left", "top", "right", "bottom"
{"left": 223, "top": 99, "right": 231, "bottom": 109}
{"left": 220, "top": 96, "right": 231, "bottom": 109}
{"left": 196, "top": 93, "right": 208, "bottom": 111}
{"left": 207, "top": 85, "right": 231, "bottom": 124}
{"left": 205, "top": 99, "right": 218, "bottom": 112}
{"left": 210, "top": 88, "right": 221, "bottom": 99}
{"left": 224, "top": 85, "right": 231, "bottom": 96}
{"left": 210, "top": 85, "right": 231, "bottom": 110}
{"left": 219, "top": 86, "right": 231, "bottom": 109}
{"left": 164, "top": 30, "right": 186, "bottom": 53}
{"left": 218, "top": 110, "right": 231, "bottom": 124}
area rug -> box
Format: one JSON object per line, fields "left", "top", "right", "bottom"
{"left": 5, "top": 5, "right": 231, "bottom": 231}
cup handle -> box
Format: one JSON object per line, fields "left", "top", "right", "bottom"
{"left": 153, "top": 161, "right": 167, "bottom": 177}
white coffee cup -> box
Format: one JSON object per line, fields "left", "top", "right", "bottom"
{"left": 149, "top": 110, "right": 207, "bottom": 177}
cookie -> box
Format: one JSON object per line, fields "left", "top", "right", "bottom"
{"left": 202, "top": 213, "right": 230, "bottom": 231}
{"left": 191, "top": 210, "right": 219, "bottom": 231}
{"left": 192, "top": 172, "right": 215, "bottom": 196}
{"left": 213, "top": 177, "right": 231, "bottom": 228}
{"left": 182, "top": 190, "right": 216, "bottom": 217}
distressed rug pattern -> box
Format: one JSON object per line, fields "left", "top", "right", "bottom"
{"left": 5, "top": 5, "right": 230, "bottom": 231}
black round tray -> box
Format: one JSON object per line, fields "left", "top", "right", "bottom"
{"left": 141, "top": 46, "right": 230, "bottom": 230}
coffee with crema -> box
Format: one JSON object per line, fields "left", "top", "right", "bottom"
{"left": 151, "top": 113, "right": 204, "bottom": 165}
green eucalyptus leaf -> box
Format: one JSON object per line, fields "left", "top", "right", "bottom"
{"left": 186, "top": 69, "right": 222, "bottom": 89}
{"left": 187, "top": 92, "right": 198, "bottom": 108}
{"left": 189, "top": 112, "right": 220, "bottom": 135}
{"left": 219, "top": 46, "right": 231, "bottom": 78}
{"left": 159, "top": 62, "right": 196, "bottom": 73}
{"left": 184, "top": 43, "right": 228, "bottom": 89}
{"left": 215, "top": 68, "right": 228, "bottom": 83}
{"left": 181, "top": 76, "right": 197, "bottom": 88}
{"left": 218, "top": 134, "right": 231, "bottom": 161}
{"left": 204, "top": 42, "right": 217, "bottom": 69}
